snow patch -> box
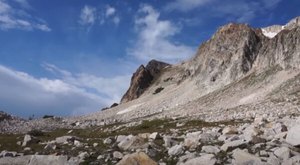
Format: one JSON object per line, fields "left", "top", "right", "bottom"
{"left": 262, "top": 30, "right": 279, "bottom": 38}
{"left": 117, "top": 103, "right": 143, "bottom": 115}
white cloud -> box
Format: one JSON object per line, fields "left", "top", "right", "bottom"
{"left": 0, "top": 0, "right": 51, "bottom": 31}
{"left": 79, "top": 5, "right": 120, "bottom": 27}
{"left": 128, "top": 4, "right": 196, "bottom": 63}
{"left": 105, "top": 6, "right": 116, "bottom": 17}
{"left": 79, "top": 5, "right": 96, "bottom": 25}
{"left": 166, "top": 0, "right": 213, "bottom": 12}
{"left": 42, "top": 63, "right": 131, "bottom": 103}
{"left": 0, "top": 63, "right": 131, "bottom": 117}
{"left": 0, "top": 65, "right": 107, "bottom": 117}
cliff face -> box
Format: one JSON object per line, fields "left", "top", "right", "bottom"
{"left": 181, "top": 24, "right": 264, "bottom": 93}
{"left": 120, "top": 60, "right": 169, "bottom": 103}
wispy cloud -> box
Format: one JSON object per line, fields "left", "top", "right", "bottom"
{"left": 165, "top": 0, "right": 282, "bottom": 22}
{"left": 43, "top": 63, "right": 131, "bottom": 103}
{"left": 103, "top": 5, "right": 120, "bottom": 25}
{"left": 128, "top": 4, "right": 196, "bottom": 63}
{"left": 79, "top": 5, "right": 96, "bottom": 26}
{"left": 165, "top": 0, "right": 213, "bottom": 12}
{"left": 79, "top": 5, "right": 121, "bottom": 27}
{"left": 105, "top": 5, "right": 116, "bottom": 17}
{"left": 0, "top": 0, "right": 51, "bottom": 31}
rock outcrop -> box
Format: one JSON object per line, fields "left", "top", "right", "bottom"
{"left": 120, "top": 60, "right": 169, "bottom": 103}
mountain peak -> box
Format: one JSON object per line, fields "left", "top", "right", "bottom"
{"left": 261, "top": 16, "right": 300, "bottom": 38}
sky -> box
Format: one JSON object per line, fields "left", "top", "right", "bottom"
{"left": 0, "top": 0, "right": 299, "bottom": 118}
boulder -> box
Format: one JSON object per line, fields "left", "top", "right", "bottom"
{"left": 183, "top": 131, "right": 201, "bottom": 150}
{"left": 22, "top": 135, "right": 39, "bottom": 147}
{"left": 116, "top": 152, "right": 157, "bottom": 165}
{"left": 149, "top": 132, "right": 160, "bottom": 140}
{"left": 222, "top": 126, "right": 238, "bottom": 135}
{"left": 113, "top": 151, "right": 124, "bottom": 160}
{"left": 201, "top": 145, "right": 220, "bottom": 154}
{"left": 163, "top": 136, "right": 177, "bottom": 148}
{"left": 117, "top": 135, "right": 146, "bottom": 150}
{"left": 199, "top": 132, "right": 218, "bottom": 143}
{"left": 168, "top": 144, "right": 184, "bottom": 156}
{"left": 182, "top": 154, "right": 216, "bottom": 165}
{"left": 0, "top": 151, "right": 18, "bottom": 158}
{"left": 274, "top": 147, "right": 290, "bottom": 160}
{"left": 221, "top": 140, "right": 247, "bottom": 152}
{"left": 242, "top": 125, "right": 262, "bottom": 142}
{"left": 286, "top": 124, "right": 300, "bottom": 146}
{"left": 55, "top": 136, "right": 78, "bottom": 144}
{"left": 104, "top": 137, "right": 113, "bottom": 144}
{"left": 232, "top": 149, "right": 262, "bottom": 165}
{"left": 283, "top": 155, "right": 300, "bottom": 165}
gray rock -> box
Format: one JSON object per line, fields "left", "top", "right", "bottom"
{"left": 22, "top": 135, "right": 38, "bottom": 147}
{"left": 201, "top": 145, "right": 220, "bottom": 154}
{"left": 168, "top": 144, "right": 183, "bottom": 156}
{"left": 199, "top": 132, "right": 218, "bottom": 143}
{"left": 283, "top": 155, "right": 300, "bottom": 165}
{"left": 242, "top": 125, "right": 262, "bottom": 142}
{"left": 272, "top": 123, "right": 288, "bottom": 134}
{"left": 267, "top": 153, "right": 281, "bottom": 165}
{"left": 183, "top": 131, "right": 201, "bottom": 150}
{"left": 104, "top": 138, "right": 113, "bottom": 144}
{"left": 178, "top": 152, "right": 197, "bottom": 164}
{"left": 74, "top": 140, "right": 81, "bottom": 147}
{"left": 182, "top": 154, "right": 216, "bottom": 165}
{"left": 286, "top": 124, "right": 300, "bottom": 146}
{"left": 221, "top": 140, "right": 247, "bottom": 152}
{"left": 117, "top": 135, "right": 146, "bottom": 150}
{"left": 78, "top": 152, "right": 89, "bottom": 162}
{"left": 163, "top": 136, "right": 177, "bottom": 148}
{"left": 274, "top": 147, "right": 290, "bottom": 160}
{"left": 149, "top": 132, "right": 160, "bottom": 140}
{"left": 93, "top": 143, "right": 98, "bottom": 147}
{"left": 232, "top": 149, "right": 262, "bottom": 165}
{"left": 0, "top": 151, "right": 18, "bottom": 158}
{"left": 55, "top": 136, "right": 77, "bottom": 144}
{"left": 113, "top": 151, "right": 123, "bottom": 160}
{"left": 222, "top": 126, "right": 238, "bottom": 135}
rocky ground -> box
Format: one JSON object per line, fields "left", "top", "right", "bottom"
{"left": 1, "top": 114, "right": 300, "bottom": 165}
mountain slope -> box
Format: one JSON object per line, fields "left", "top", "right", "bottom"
{"left": 72, "top": 16, "right": 300, "bottom": 125}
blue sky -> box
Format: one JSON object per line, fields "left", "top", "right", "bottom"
{"left": 0, "top": 0, "right": 299, "bottom": 118}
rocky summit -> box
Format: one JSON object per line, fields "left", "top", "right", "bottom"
{"left": 1, "top": 16, "right": 300, "bottom": 165}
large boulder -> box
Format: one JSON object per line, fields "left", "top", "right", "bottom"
{"left": 221, "top": 140, "right": 247, "bottom": 152}
{"left": 22, "top": 135, "right": 39, "bottom": 147}
{"left": 116, "top": 152, "right": 157, "bottom": 165}
{"left": 168, "top": 144, "right": 184, "bottom": 156}
{"left": 183, "top": 131, "right": 201, "bottom": 150}
{"left": 286, "top": 123, "right": 300, "bottom": 146}
{"left": 117, "top": 135, "right": 147, "bottom": 151}
{"left": 182, "top": 154, "right": 216, "bottom": 165}
{"left": 232, "top": 149, "right": 262, "bottom": 165}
